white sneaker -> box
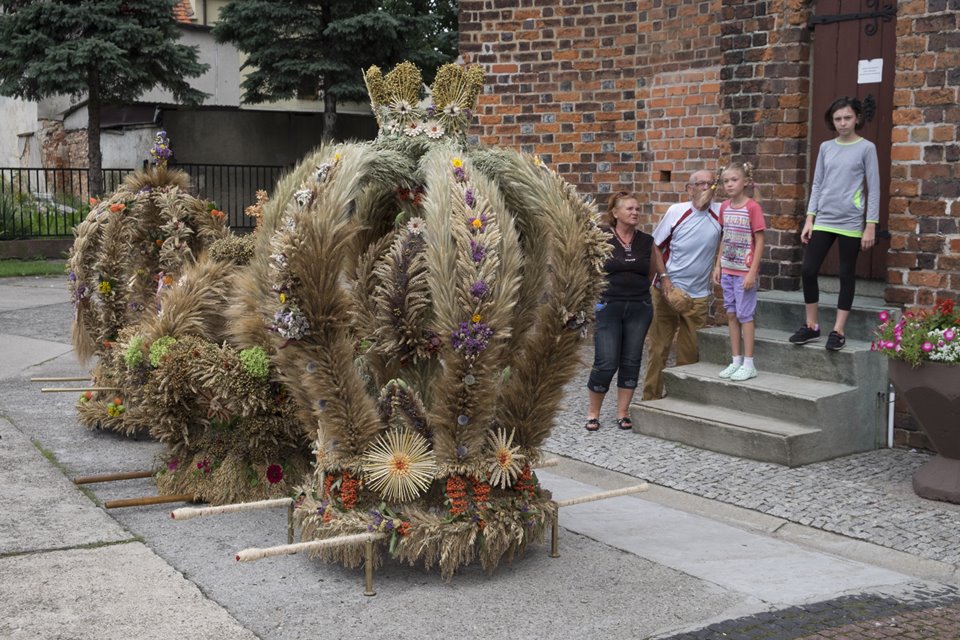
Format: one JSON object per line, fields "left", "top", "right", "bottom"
{"left": 718, "top": 362, "right": 741, "bottom": 378}
{"left": 730, "top": 365, "right": 757, "bottom": 381}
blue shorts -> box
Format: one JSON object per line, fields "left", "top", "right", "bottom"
{"left": 721, "top": 273, "right": 757, "bottom": 323}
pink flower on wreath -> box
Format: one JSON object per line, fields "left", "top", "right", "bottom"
{"left": 266, "top": 464, "right": 284, "bottom": 484}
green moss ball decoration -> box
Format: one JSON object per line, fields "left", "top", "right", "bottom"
{"left": 149, "top": 336, "right": 178, "bottom": 368}
{"left": 123, "top": 336, "right": 146, "bottom": 368}
{"left": 239, "top": 346, "right": 270, "bottom": 380}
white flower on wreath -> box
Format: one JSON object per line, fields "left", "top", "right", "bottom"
{"left": 406, "top": 217, "right": 426, "bottom": 235}
{"left": 294, "top": 189, "right": 312, "bottom": 208}
{"left": 403, "top": 121, "right": 423, "bottom": 137}
{"left": 443, "top": 103, "right": 461, "bottom": 117}
{"left": 424, "top": 121, "right": 445, "bottom": 139}
{"left": 314, "top": 162, "right": 332, "bottom": 183}
{"left": 390, "top": 99, "right": 414, "bottom": 116}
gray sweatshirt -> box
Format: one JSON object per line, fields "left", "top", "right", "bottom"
{"left": 807, "top": 137, "right": 880, "bottom": 236}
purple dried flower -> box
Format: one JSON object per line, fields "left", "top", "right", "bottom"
{"left": 465, "top": 188, "right": 475, "bottom": 208}
{"left": 453, "top": 166, "right": 466, "bottom": 182}
{"left": 470, "top": 240, "right": 486, "bottom": 263}
{"left": 451, "top": 321, "right": 494, "bottom": 356}
{"left": 470, "top": 280, "right": 489, "bottom": 299}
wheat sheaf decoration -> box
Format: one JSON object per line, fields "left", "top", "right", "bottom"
{"left": 67, "top": 168, "right": 231, "bottom": 435}
{"left": 244, "top": 62, "right": 611, "bottom": 579}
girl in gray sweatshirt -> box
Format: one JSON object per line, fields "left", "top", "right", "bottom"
{"left": 789, "top": 96, "right": 880, "bottom": 351}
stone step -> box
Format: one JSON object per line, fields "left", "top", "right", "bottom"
{"left": 754, "top": 290, "right": 892, "bottom": 342}
{"left": 658, "top": 362, "right": 859, "bottom": 429}
{"left": 630, "top": 397, "right": 825, "bottom": 467}
{"left": 697, "top": 326, "right": 880, "bottom": 387}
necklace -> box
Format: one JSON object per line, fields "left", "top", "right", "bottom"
{"left": 612, "top": 226, "right": 636, "bottom": 262}
{"left": 612, "top": 226, "right": 634, "bottom": 250}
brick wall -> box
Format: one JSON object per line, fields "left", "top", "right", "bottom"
{"left": 719, "top": 0, "right": 812, "bottom": 291}
{"left": 887, "top": 1, "right": 960, "bottom": 309}
{"left": 886, "top": 0, "right": 960, "bottom": 449}
{"left": 460, "top": 0, "right": 812, "bottom": 291}
{"left": 37, "top": 119, "right": 89, "bottom": 170}
{"left": 460, "top": 1, "right": 645, "bottom": 216}
{"left": 461, "top": 0, "right": 959, "bottom": 452}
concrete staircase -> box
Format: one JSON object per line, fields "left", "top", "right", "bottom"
{"left": 631, "top": 280, "right": 892, "bottom": 467}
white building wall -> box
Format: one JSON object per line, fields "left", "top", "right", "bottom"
{"left": 101, "top": 127, "right": 157, "bottom": 170}
{"left": 0, "top": 96, "right": 38, "bottom": 166}
{"left": 138, "top": 28, "right": 241, "bottom": 107}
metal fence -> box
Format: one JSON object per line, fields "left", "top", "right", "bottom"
{"left": 0, "top": 167, "right": 131, "bottom": 239}
{"left": 0, "top": 163, "right": 287, "bottom": 239}
{"left": 171, "top": 163, "right": 286, "bottom": 230}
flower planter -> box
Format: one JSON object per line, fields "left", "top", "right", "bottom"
{"left": 888, "top": 359, "right": 960, "bottom": 503}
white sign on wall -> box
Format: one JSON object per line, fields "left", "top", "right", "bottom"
{"left": 857, "top": 59, "right": 883, "bottom": 84}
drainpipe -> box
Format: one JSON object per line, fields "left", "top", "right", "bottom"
{"left": 887, "top": 382, "right": 896, "bottom": 448}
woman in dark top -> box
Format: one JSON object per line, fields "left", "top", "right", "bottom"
{"left": 585, "top": 191, "right": 666, "bottom": 432}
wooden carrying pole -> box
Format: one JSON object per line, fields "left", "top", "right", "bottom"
{"left": 554, "top": 483, "right": 649, "bottom": 508}
{"left": 74, "top": 470, "right": 154, "bottom": 485}
{"left": 550, "top": 484, "right": 650, "bottom": 558}
{"left": 41, "top": 387, "right": 120, "bottom": 393}
{"left": 171, "top": 498, "right": 293, "bottom": 520}
{"left": 104, "top": 494, "right": 194, "bottom": 509}
{"left": 236, "top": 532, "right": 386, "bottom": 563}
{"left": 30, "top": 376, "right": 91, "bottom": 382}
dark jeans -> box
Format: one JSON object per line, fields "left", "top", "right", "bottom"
{"left": 802, "top": 230, "right": 861, "bottom": 311}
{"left": 588, "top": 299, "right": 654, "bottom": 393}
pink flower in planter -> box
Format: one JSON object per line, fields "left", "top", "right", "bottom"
{"left": 878, "top": 310, "right": 890, "bottom": 323}
{"left": 922, "top": 341, "right": 934, "bottom": 353}
{"left": 945, "top": 329, "right": 956, "bottom": 342}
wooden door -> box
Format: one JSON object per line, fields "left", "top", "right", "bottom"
{"left": 809, "top": 0, "right": 896, "bottom": 279}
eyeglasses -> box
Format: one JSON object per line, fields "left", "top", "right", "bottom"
{"left": 687, "top": 181, "right": 711, "bottom": 189}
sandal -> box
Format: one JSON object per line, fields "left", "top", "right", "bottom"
{"left": 585, "top": 418, "right": 600, "bottom": 432}
{"left": 616, "top": 416, "right": 634, "bottom": 430}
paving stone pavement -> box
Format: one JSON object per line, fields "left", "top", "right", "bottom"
{"left": 6, "top": 276, "right": 960, "bottom": 640}
{"left": 546, "top": 346, "right": 960, "bottom": 568}
{"left": 657, "top": 583, "right": 960, "bottom": 640}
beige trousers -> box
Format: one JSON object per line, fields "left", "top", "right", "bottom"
{"left": 641, "top": 286, "right": 711, "bottom": 401}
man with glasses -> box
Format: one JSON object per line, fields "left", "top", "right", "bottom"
{"left": 641, "top": 169, "right": 722, "bottom": 401}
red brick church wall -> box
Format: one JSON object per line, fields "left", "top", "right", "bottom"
{"left": 886, "top": 1, "right": 960, "bottom": 448}
{"left": 459, "top": 1, "right": 958, "bottom": 302}
{"left": 459, "top": 0, "right": 812, "bottom": 292}
{"left": 460, "top": 0, "right": 959, "bottom": 450}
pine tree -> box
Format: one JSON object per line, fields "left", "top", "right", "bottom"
{"left": 0, "top": 1, "right": 209, "bottom": 196}
{"left": 212, "top": 0, "right": 457, "bottom": 140}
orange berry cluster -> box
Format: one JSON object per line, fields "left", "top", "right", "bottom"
{"left": 513, "top": 465, "right": 536, "bottom": 498}
{"left": 446, "top": 475, "right": 469, "bottom": 515}
{"left": 339, "top": 471, "right": 359, "bottom": 510}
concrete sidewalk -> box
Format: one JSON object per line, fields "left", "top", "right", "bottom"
{"left": 1, "top": 275, "right": 958, "bottom": 640}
